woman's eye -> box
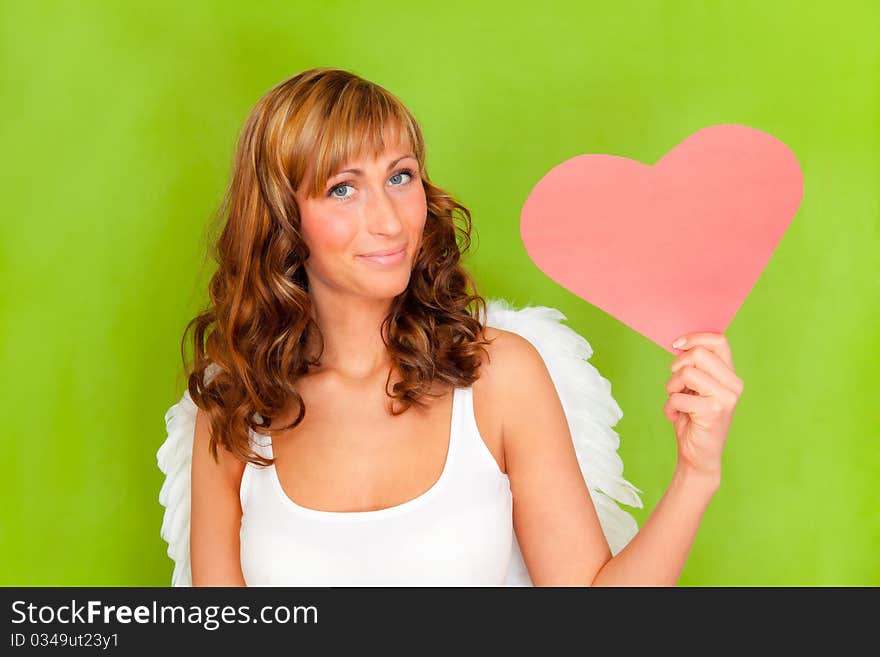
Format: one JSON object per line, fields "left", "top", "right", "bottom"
{"left": 326, "top": 169, "right": 415, "bottom": 201}
{"left": 389, "top": 169, "right": 414, "bottom": 185}
{"left": 329, "top": 184, "right": 352, "bottom": 199}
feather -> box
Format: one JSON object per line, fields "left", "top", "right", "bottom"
{"left": 157, "top": 390, "right": 197, "bottom": 586}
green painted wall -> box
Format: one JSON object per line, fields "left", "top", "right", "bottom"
{"left": 2, "top": 1, "right": 877, "bottom": 585}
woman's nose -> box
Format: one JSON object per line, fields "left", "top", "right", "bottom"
{"left": 365, "top": 186, "right": 404, "bottom": 235}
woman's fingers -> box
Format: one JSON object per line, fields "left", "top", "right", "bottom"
{"left": 666, "top": 364, "right": 727, "bottom": 399}
{"left": 670, "top": 345, "right": 743, "bottom": 396}
{"left": 672, "top": 332, "right": 736, "bottom": 371}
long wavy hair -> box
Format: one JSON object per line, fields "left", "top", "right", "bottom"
{"left": 182, "top": 67, "right": 493, "bottom": 466}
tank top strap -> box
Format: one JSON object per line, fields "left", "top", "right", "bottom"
{"left": 459, "top": 385, "right": 480, "bottom": 438}
{"left": 248, "top": 424, "right": 274, "bottom": 460}
{"left": 455, "top": 384, "right": 506, "bottom": 478}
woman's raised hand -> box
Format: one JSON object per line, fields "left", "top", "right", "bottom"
{"left": 663, "top": 333, "right": 744, "bottom": 482}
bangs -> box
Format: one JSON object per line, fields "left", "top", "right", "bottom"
{"left": 298, "top": 82, "right": 422, "bottom": 199}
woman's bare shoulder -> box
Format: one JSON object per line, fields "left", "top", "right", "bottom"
{"left": 193, "top": 407, "right": 247, "bottom": 491}
{"left": 478, "top": 326, "right": 541, "bottom": 374}
{"left": 476, "top": 324, "right": 556, "bottom": 420}
{"left": 474, "top": 326, "right": 544, "bottom": 405}
{"left": 472, "top": 326, "right": 551, "bottom": 474}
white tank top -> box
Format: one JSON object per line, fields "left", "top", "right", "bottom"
{"left": 239, "top": 385, "right": 515, "bottom": 586}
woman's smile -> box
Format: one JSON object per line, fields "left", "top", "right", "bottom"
{"left": 355, "top": 245, "right": 407, "bottom": 266}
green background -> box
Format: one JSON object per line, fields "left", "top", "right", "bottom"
{"left": 2, "top": 1, "right": 877, "bottom": 586}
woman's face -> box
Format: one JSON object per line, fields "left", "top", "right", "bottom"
{"left": 295, "top": 135, "right": 428, "bottom": 302}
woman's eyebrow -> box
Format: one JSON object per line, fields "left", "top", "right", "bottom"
{"left": 332, "top": 153, "right": 416, "bottom": 177}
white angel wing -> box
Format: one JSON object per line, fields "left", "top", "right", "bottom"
{"left": 483, "top": 297, "right": 642, "bottom": 586}
{"left": 156, "top": 301, "right": 642, "bottom": 586}
{"left": 156, "top": 389, "right": 198, "bottom": 587}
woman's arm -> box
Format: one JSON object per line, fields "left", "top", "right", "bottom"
{"left": 591, "top": 464, "right": 718, "bottom": 586}
{"left": 487, "top": 330, "right": 612, "bottom": 585}
{"left": 190, "top": 407, "right": 248, "bottom": 586}
{"left": 593, "top": 332, "right": 741, "bottom": 585}
{"left": 493, "top": 329, "right": 718, "bottom": 586}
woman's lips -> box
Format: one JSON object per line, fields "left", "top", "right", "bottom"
{"left": 356, "top": 246, "right": 406, "bottom": 266}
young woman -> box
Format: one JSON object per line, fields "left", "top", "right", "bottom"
{"left": 173, "top": 67, "right": 742, "bottom": 586}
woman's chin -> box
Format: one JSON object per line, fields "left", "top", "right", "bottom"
{"left": 354, "top": 275, "right": 411, "bottom": 300}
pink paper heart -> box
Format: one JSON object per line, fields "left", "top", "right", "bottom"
{"left": 520, "top": 124, "right": 804, "bottom": 354}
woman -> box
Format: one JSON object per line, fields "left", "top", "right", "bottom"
{"left": 177, "top": 67, "right": 742, "bottom": 586}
